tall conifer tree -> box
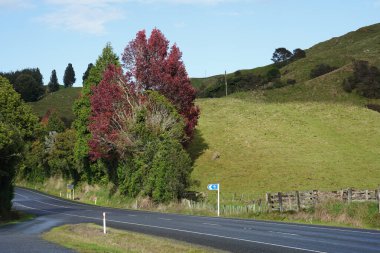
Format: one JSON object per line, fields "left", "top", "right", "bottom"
{"left": 48, "top": 69, "right": 59, "bottom": 92}
{"left": 63, "top": 63, "right": 76, "bottom": 87}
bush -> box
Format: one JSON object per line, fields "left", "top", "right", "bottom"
{"left": 47, "top": 129, "right": 79, "bottom": 181}
{"left": 118, "top": 135, "right": 191, "bottom": 203}
{"left": 310, "top": 64, "right": 337, "bottom": 79}
{"left": 286, "top": 79, "right": 296, "bottom": 85}
{"left": 46, "top": 112, "right": 65, "bottom": 133}
{"left": 342, "top": 61, "right": 380, "bottom": 99}
{"left": 366, "top": 104, "right": 380, "bottom": 113}
{"left": 266, "top": 68, "right": 281, "bottom": 82}
{"left": 20, "top": 140, "right": 48, "bottom": 183}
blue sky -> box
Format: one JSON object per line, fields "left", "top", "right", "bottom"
{"left": 0, "top": 0, "right": 379, "bottom": 86}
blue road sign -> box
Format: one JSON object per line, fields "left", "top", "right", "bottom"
{"left": 207, "top": 184, "right": 219, "bottom": 191}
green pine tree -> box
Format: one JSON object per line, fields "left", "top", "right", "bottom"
{"left": 82, "top": 63, "right": 94, "bottom": 84}
{"left": 63, "top": 63, "right": 76, "bottom": 87}
{"left": 48, "top": 70, "right": 59, "bottom": 92}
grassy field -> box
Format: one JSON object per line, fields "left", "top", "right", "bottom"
{"left": 43, "top": 223, "right": 224, "bottom": 253}
{"left": 28, "top": 87, "right": 81, "bottom": 124}
{"left": 188, "top": 90, "right": 380, "bottom": 199}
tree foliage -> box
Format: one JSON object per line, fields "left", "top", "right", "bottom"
{"left": 271, "top": 48, "right": 293, "bottom": 64}
{"left": 46, "top": 112, "right": 65, "bottom": 133}
{"left": 89, "top": 66, "right": 191, "bottom": 202}
{"left": 82, "top": 63, "right": 94, "bottom": 83}
{"left": 292, "top": 48, "right": 306, "bottom": 60}
{"left": 72, "top": 43, "right": 120, "bottom": 182}
{"left": 47, "top": 129, "right": 78, "bottom": 181}
{"left": 122, "top": 29, "right": 199, "bottom": 140}
{"left": 0, "top": 76, "right": 38, "bottom": 217}
{"left": 343, "top": 60, "right": 380, "bottom": 98}
{"left": 0, "top": 68, "right": 45, "bottom": 102}
{"left": 271, "top": 48, "right": 306, "bottom": 67}
{"left": 63, "top": 63, "right": 76, "bottom": 87}
{"left": 310, "top": 64, "right": 337, "bottom": 79}
{"left": 20, "top": 129, "right": 78, "bottom": 184}
{"left": 48, "top": 69, "right": 59, "bottom": 93}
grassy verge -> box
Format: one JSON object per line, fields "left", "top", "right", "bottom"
{"left": 43, "top": 223, "right": 224, "bottom": 253}
{"left": 0, "top": 210, "right": 35, "bottom": 227}
{"left": 18, "top": 179, "right": 380, "bottom": 230}
{"left": 227, "top": 200, "right": 380, "bottom": 230}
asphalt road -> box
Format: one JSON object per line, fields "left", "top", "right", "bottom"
{"left": 5, "top": 187, "right": 380, "bottom": 253}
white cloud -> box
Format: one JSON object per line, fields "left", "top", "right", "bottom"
{"left": 0, "top": 0, "right": 34, "bottom": 9}
{"left": 136, "top": 0, "right": 236, "bottom": 4}
{"left": 36, "top": 0, "right": 243, "bottom": 35}
{"left": 38, "top": 0, "right": 125, "bottom": 35}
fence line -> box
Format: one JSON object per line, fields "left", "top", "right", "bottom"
{"left": 193, "top": 186, "right": 380, "bottom": 215}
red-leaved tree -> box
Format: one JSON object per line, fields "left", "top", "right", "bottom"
{"left": 88, "top": 65, "right": 142, "bottom": 160}
{"left": 122, "top": 28, "right": 199, "bottom": 140}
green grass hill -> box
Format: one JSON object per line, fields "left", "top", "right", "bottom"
{"left": 28, "top": 23, "right": 380, "bottom": 200}
{"left": 28, "top": 87, "right": 81, "bottom": 125}
{"left": 192, "top": 23, "right": 380, "bottom": 99}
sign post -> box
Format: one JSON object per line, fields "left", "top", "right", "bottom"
{"left": 67, "top": 184, "right": 74, "bottom": 200}
{"left": 207, "top": 183, "right": 220, "bottom": 216}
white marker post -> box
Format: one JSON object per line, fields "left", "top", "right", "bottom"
{"left": 217, "top": 184, "right": 220, "bottom": 216}
{"left": 103, "top": 212, "right": 106, "bottom": 234}
{"left": 207, "top": 183, "right": 220, "bottom": 217}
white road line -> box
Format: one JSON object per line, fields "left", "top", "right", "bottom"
{"left": 128, "top": 214, "right": 137, "bottom": 217}
{"left": 12, "top": 202, "right": 326, "bottom": 253}
{"left": 158, "top": 218, "right": 172, "bottom": 221}
{"left": 14, "top": 193, "right": 29, "bottom": 199}
{"left": 32, "top": 199, "right": 73, "bottom": 209}
{"left": 202, "top": 223, "right": 219, "bottom": 226}
{"left": 269, "top": 231, "right": 299, "bottom": 236}
{"left": 192, "top": 215, "right": 380, "bottom": 236}
{"left": 17, "top": 188, "right": 92, "bottom": 208}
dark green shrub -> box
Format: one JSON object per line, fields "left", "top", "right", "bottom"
{"left": 286, "top": 79, "right": 296, "bottom": 85}
{"left": 342, "top": 61, "right": 380, "bottom": 98}
{"left": 116, "top": 91, "right": 191, "bottom": 203}
{"left": 47, "top": 129, "right": 79, "bottom": 181}
{"left": 310, "top": 64, "right": 337, "bottom": 78}
{"left": 266, "top": 68, "right": 281, "bottom": 82}
{"left": 20, "top": 140, "right": 48, "bottom": 183}
{"left": 366, "top": 104, "right": 380, "bottom": 113}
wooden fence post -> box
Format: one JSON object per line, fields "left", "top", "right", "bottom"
{"left": 266, "top": 193, "right": 271, "bottom": 212}
{"left": 348, "top": 188, "right": 352, "bottom": 204}
{"left": 378, "top": 186, "right": 380, "bottom": 214}
{"left": 365, "top": 190, "right": 369, "bottom": 201}
{"left": 295, "top": 191, "right": 301, "bottom": 212}
{"left": 278, "top": 192, "right": 283, "bottom": 213}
